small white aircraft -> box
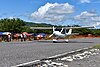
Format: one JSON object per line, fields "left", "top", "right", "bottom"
{"left": 48, "top": 26, "right": 94, "bottom": 43}
{"left": 30, "top": 26, "right": 95, "bottom": 43}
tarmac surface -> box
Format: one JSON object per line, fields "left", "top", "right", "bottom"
{"left": 67, "top": 51, "right": 100, "bottom": 67}
{"left": 0, "top": 38, "right": 99, "bottom": 67}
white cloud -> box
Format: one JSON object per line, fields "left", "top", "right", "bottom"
{"left": 80, "top": 0, "right": 91, "bottom": 3}
{"left": 75, "top": 11, "right": 100, "bottom": 27}
{"left": 8, "top": 17, "right": 15, "bottom": 19}
{"left": 92, "top": 22, "right": 100, "bottom": 26}
{"left": 75, "top": 11, "right": 97, "bottom": 21}
{"left": 31, "top": 3, "right": 75, "bottom": 24}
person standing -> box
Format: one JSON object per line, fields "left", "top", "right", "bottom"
{"left": 20, "top": 33, "right": 24, "bottom": 42}
{"left": 8, "top": 34, "right": 11, "bottom": 42}
{"left": 23, "top": 34, "right": 27, "bottom": 41}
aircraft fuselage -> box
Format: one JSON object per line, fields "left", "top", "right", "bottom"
{"left": 53, "top": 31, "right": 66, "bottom": 38}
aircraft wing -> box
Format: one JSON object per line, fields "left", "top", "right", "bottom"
{"left": 64, "top": 26, "right": 95, "bottom": 29}
{"left": 30, "top": 27, "right": 53, "bottom": 29}
{"left": 30, "top": 26, "right": 95, "bottom": 30}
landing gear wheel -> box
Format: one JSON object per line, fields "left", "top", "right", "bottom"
{"left": 65, "top": 39, "right": 69, "bottom": 43}
{"left": 53, "top": 41, "right": 56, "bottom": 43}
{"left": 53, "top": 39, "right": 57, "bottom": 43}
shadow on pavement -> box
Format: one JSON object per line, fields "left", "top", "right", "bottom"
{"left": 37, "top": 40, "right": 94, "bottom": 43}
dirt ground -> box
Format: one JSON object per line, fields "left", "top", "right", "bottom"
{"left": 70, "top": 35, "right": 100, "bottom": 39}
{"left": 44, "top": 34, "right": 100, "bottom": 40}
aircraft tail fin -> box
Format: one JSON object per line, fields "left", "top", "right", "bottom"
{"left": 66, "top": 28, "right": 72, "bottom": 35}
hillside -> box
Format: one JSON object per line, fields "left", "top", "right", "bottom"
{"left": 25, "top": 22, "right": 53, "bottom": 27}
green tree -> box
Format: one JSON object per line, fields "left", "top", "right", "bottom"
{"left": 92, "top": 29, "right": 100, "bottom": 36}
{"left": 22, "top": 26, "right": 34, "bottom": 33}
{"left": 0, "top": 18, "right": 25, "bottom": 33}
{"left": 73, "top": 28, "right": 92, "bottom": 35}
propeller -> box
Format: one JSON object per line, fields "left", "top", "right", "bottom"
{"left": 49, "top": 33, "right": 53, "bottom": 38}
{"left": 49, "top": 26, "right": 55, "bottom": 38}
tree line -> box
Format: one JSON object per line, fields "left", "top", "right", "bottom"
{"left": 0, "top": 18, "right": 100, "bottom": 36}
{"left": 0, "top": 18, "right": 33, "bottom": 33}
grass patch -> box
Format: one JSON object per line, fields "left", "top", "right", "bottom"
{"left": 93, "top": 44, "right": 100, "bottom": 49}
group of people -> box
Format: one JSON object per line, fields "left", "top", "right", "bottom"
{"left": 0, "top": 32, "right": 47, "bottom": 42}
{"left": 6, "top": 33, "right": 29, "bottom": 42}
{"left": 20, "top": 33, "right": 27, "bottom": 41}
{"left": 0, "top": 32, "right": 34, "bottom": 42}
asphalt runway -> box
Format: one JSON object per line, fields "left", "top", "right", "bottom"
{"left": 0, "top": 38, "right": 99, "bottom": 67}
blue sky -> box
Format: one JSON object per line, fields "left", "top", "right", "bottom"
{"left": 0, "top": 0, "right": 100, "bottom": 28}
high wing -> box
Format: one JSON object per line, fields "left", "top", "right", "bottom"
{"left": 30, "top": 26, "right": 95, "bottom": 30}
{"left": 64, "top": 26, "right": 95, "bottom": 29}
